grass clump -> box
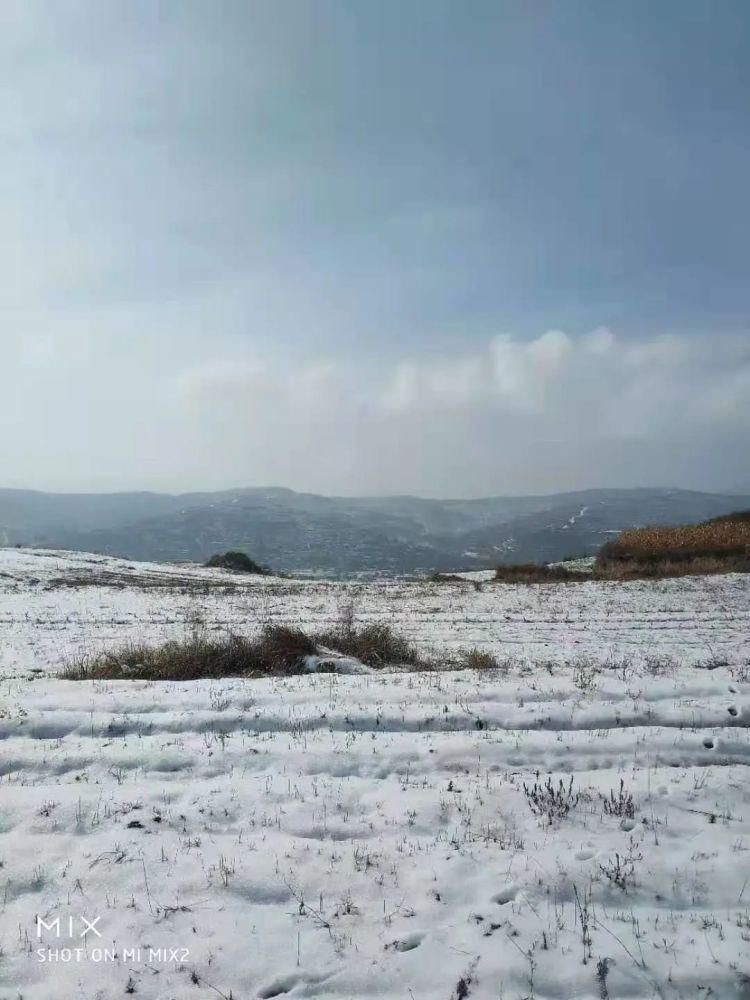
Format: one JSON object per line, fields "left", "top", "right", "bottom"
{"left": 63, "top": 623, "right": 427, "bottom": 680}
{"left": 601, "top": 779, "right": 636, "bottom": 820}
{"left": 205, "top": 551, "right": 270, "bottom": 574}
{"left": 315, "top": 623, "right": 423, "bottom": 668}
{"left": 461, "top": 647, "right": 500, "bottom": 670}
{"left": 523, "top": 774, "right": 579, "bottom": 824}
{"left": 64, "top": 626, "right": 316, "bottom": 681}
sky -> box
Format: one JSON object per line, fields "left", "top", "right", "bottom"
{"left": 1, "top": 0, "right": 749, "bottom": 497}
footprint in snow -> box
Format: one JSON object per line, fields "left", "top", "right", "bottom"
{"left": 257, "top": 973, "right": 302, "bottom": 998}
{"left": 257, "top": 970, "right": 331, "bottom": 998}
{"left": 575, "top": 849, "right": 596, "bottom": 861}
{"left": 386, "top": 931, "right": 424, "bottom": 952}
{"left": 727, "top": 705, "right": 738, "bottom": 716}
{"left": 492, "top": 884, "right": 518, "bottom": 905}
{"left": 703, "top": 738, "right": 715, "bottom": 749}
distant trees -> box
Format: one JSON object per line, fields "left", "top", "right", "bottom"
{"left": 204, "top": 551, "right": 270, "bottom": 575}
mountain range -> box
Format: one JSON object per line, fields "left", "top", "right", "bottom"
{"left": 2, "top": 485, "right": 749, "bottom": 577}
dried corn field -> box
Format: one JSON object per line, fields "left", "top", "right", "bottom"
{"left": 599, "top": 513, "right": 750, "bottom": 567}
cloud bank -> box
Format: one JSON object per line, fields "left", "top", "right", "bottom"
{"left": 2, "top": 5, "right": 749, "bottom": 498}
{"left": 163, "top": 328, "right": 750, "bottom": 497}
{"left": 3, "top": 326, "right": 748, "bottom": 495}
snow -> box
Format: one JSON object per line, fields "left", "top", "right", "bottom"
{"left": 302, "top": 651, "right": 373, "bottom": 675}
{"left": 2, "top": 547, "right": 749, "bottom": 679}
{"left": 1, "top": 548, "right": 749, "bottom": 998}
{"left": 562, "top": 505, "right": 589, "bottom": 529}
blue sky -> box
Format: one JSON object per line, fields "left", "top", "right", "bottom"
{"left": 1, "top": 1, "right": 749, "bottom": 494}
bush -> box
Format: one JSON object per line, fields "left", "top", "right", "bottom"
{"left": 63, "top": 623, "right": 425, "bottom": 680}
{"left": 256, "top": 625, "right": 317, "bottom": 671}
{"left": 494, "top": 563, "right": 579, "bottom": 584}
{"left": 205, "top": 551, "right": 269, "bottom": 574}
{"left": 601, "top": 779, "right": 636, "bottom": 819}
{"left": 523, "top": 774, "right": 579, "bottom": 824}
{"left": 461, "top": 647, "right": 499, "bottom": 670}
{"left": 315, "top": 622, "right": 423, "bottom": 668}
{"left": 64, "top": 626, "right": 316, "bottom": 681}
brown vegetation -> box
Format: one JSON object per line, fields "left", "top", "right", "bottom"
{"left": 493, "top": 563, "right": 582, "bottom": 584}
{"left": 205, "top": 550, "right": 270, "bottom": 574}
{"left": 63, "top": 623, "right": 432, "bottom": 680}
{"left": 461, "top": 647, "right": 500, "bottom": 670}
{"left": 62, "top": 625, "right": 317, "bottom": 681}
{"left": 493, "top": 511, "right": 750, "bottom": 583}
{"left": 598, "top": 516, "right": 750, "bottom": 565}
{"left": 314, "top": 622, "right": 423, "bottom": 668}
{"left": 596, "top": 511, "right": 750, "bottom": 578}
{"left": 62, "top": 622, "right": 514, "bottom": 680}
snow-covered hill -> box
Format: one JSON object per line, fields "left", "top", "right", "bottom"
{"left": 3, "top": 485, "right": 750, "bottom": 576}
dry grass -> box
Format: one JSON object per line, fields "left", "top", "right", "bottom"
{"left": 63, "top": 623, "right": 428, "bottom": 680}
{"left": 461, "top": 647, "right": 500, "bottom": 670}
{"left": 63, "top": 626, "right": 317, "bottom": 681}
{"left": 493, "top": 563, "right": 581, "bottom": 584}
{"left": 708, "top": 509, "right": 750, "bottom": 525}
{"left": 595, "top": 554, "right": 750, "bottom": 580}
{"left": 492, "top": 513, "right": 750, "bottom": 584}
{"left": 61, "top": 621, "right": 515, "bottom": 680}
{"left": 599, "top": 517, "right": 750, "bottom": 565}
{"left": 596, "top": 512, "right": 750, "bottom": 578}
{"left": 314, "top": 623, "right": 424, "bottom": 668}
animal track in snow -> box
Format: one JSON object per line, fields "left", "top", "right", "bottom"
{"left": 492, "top": 884, "right": 519, "bottom": 905}
{"left": 387, "top": 931, "right": 424, "bottom": 952}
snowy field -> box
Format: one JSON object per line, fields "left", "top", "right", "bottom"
{"left": 1, "top": 548, "right": 750, "bottom": 998}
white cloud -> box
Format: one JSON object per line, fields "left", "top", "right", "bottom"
{"left": 163, "top": 329, "right": 750, "bottom": 496}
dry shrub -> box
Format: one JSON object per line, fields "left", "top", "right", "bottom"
{"left": 64, "top": 623, "right": 425, "bottom": 680}
{"left": 64, "top": 626, "right": 316, "bottom": 681}
{"left": 494, "top": 563, "right": 580, "bottom": 584}
{"left": 461, "top": 647, "right": 499, "bottom": 670}
{"left": 205, "top": 551, "right": 270, "bottom": 574}
{"left": 256, "top": 625, "right": 317, "bottom": 670}
{"left": 523, "top": 775, "right": 579, "bottom": 824}
{"left": 597, "top": 555, "right": 749, "bottom": 580}
{"left": 314, "top": 623, "right": 423, "bottom": 667}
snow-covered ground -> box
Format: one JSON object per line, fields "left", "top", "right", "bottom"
{"left": 1, "top": 548, "right": 749, "bottom": 998}
{"left": 2, "top": 548, "right": 749, "bottom": 679}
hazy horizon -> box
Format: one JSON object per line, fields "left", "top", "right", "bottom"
{"left": 2, "top": 480, "right": 749, "bottom": 503}
{"left": 2, "top": 2, "right": 749, "bottom": 495}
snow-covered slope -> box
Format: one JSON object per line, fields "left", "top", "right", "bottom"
{"left": 3, "top": 485, "right": 750, "bottom": 575}
{"left": 1, "top": 547, "right": 749, "bottom": 678}
{"left": 1, "top": 549, "right": 749, "bottom": 998}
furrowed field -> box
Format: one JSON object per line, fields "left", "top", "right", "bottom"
{"left": 1, "top": 548, "right": 749, "bottom": 999}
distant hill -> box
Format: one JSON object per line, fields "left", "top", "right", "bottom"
{"left": 2, "top": 486, "right": 750, "bottom": 578}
